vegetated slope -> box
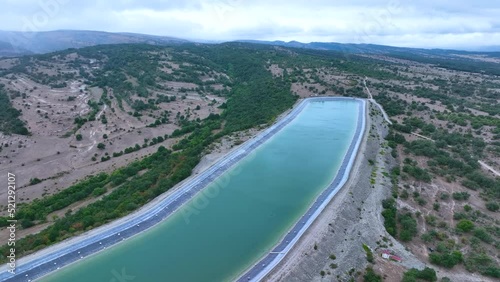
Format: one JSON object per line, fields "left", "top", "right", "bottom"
{"left": 0, "top": 41, "right": 498, "bottom": 280}
{"left": 0, "top": 42, "right": 400, "bottom": 263}
{"left": 242, "top": 40, "right": 500, "bottom": 76}
{"left": 0, "top": 42, "right": 233, "bottom": 206}
{"left": 371, "top": 59, "right": 500, "bottom": 279}
{"left": 0, "top": 42, "right": 300, "bottom": 262}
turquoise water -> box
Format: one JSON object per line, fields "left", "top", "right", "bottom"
{"left": 43, "top": 100, "right": 360, "bottom": 282}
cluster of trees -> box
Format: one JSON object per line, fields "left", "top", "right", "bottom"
{"left": 0, "top": 174, "right": 109, "bottom": 228}
{"left": 0, "top": 85, "right": 30, "bottom": 135}
{"left": 381, "top": 198, "right": 397, "bottom": 237}
{"left": 452, "top": 191, "right": 470, "bottom": 201}
{"left": 74, "top": 100, "right": 100, "bottom": 129}
{"left": 398, "top": 212, "right": 418, "bottom": 241}
{"left": 381, "top": 197, "right": 419, "bottom": 242}
{"left": 156, "top": 94, "right": 176, "bottom": 104}
{"left": 402, "top": 268, "right": 437, "bottom": 282}
{"left": 376, "top": 91, "right": 408, "bottom": 116}
{"left": 429, "top": 249, "right": 463, "bottom": 269}
{"left": 402, "top": 158, "right": 432, "bottom": 182}
{"left": 464, "top": 252, "right": 500, "bottom": 278}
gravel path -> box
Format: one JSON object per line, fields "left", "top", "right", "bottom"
{"left": 363, "top": 78, "right": 392, "bottom": 125}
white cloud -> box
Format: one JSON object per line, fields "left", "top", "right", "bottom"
{"left": 0, "top": 0, "right": 499, "bottom": 49}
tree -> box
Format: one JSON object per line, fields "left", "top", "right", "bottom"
{"left": 76, "top": 134, "right": 83, "bottom": 141}
{"left": 97, "top": 143, "right": 106, "bottom": 150}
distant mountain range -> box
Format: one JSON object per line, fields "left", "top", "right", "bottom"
{"left": 238, "top": 40, "right": 500, "bottom": 56}
{"left": 0, "top": 30, "right": 499, "bottom": 58}
{"left": 0, "top": 30, "right": 188, "bottom": 56}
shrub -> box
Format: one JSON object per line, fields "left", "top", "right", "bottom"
{"left": 433, "top": 203, "right": 440, "bottom": 211}
{"left": 29, "top": 178, "right": 42, "bottom": 185}
{"left": 452, "top": 192, "right": 470, "bottom": 201}
{"left": 440, "top": 193, "right": 450, "bottom": 200}
{"left": 473, "top": 228, "right": 493, "bottom": 243}
{"left": 486, "top": 201, "right": 499, "bottom": 212}
{"left": 456, "top": 219, "right": 474, "bottom": 232}
{"left": 76, "top": 134, "right": 83, "bottom": 141}
{"left": 417, "top": 197, "right": 427, "bottom": 206}
{"left": 402, "top": 267, "right": 437, "bottom": 282}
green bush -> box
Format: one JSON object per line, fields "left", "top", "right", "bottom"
{"left": 473, "top": 228, "right": 493, "bottom": 243}
{"left": 29, "top": 178, "right": 42, "bottom": 185}
{"left": 402, "top": 267, "right": 437, "bottom": 282}
{"left": 452, "top": 192, "right": 470, "bottom": 201}
{"left": 456, "top": 219, "right": 474, "bottom": 232}
{"left": 429, "top": 249, "right": 463, "bottom": 268}
{"left": 486, "top": 201, "right": 499, "bottom": 212}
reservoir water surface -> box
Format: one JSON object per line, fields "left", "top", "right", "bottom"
{"left": 42, "top": 99, "right": 362, "bottom": 282}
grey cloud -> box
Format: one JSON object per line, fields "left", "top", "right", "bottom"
{"left": 0, "top": 0, "right": 499, "bottom": 49}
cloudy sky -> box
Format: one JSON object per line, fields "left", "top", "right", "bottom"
{"left": 1, "top": 0, "right": 499, "bottom": 49}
